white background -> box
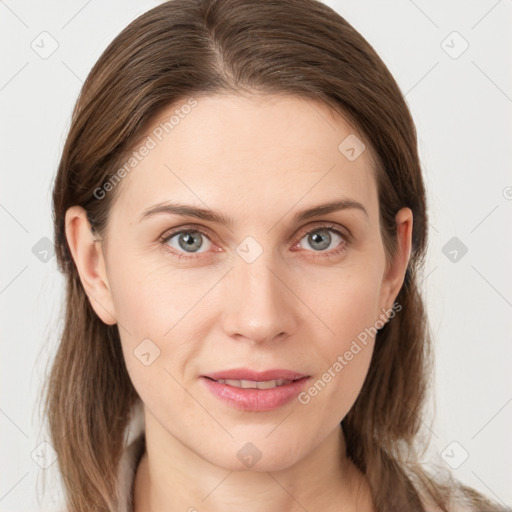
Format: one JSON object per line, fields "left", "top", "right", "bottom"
{"left": 1, "top": 0, "right": 511, "bottom": 510}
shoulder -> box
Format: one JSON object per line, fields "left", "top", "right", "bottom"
{"left": 421, "top": 499, "right": 499, "bottom": 512}
{"left": 419, "top": 483, "right": 511, "bottom": 512}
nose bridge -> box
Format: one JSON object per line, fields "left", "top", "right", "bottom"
{"left": 222, "top": 244, "right": 295, "bottom": 343}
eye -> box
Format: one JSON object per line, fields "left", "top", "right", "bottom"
{"left": 295, "top": 224, "right": 348, "bottom": 256}
{"left": 161, "top": 229, "right": 213, "bottom": 259}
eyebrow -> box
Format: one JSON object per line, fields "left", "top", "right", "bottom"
{"left": 138, "top": 198, "right": 369, "bottom": 226}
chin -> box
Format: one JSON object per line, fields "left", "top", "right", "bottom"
{"left": 199, "top": 438, "right": 307, "bottom": 473}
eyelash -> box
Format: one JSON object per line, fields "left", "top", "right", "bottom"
{"left": 158, "top": 223, "right": 350, "bottom": 261}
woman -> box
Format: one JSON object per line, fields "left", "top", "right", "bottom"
{"left": 42, "top": 0, "right": 509, "bottom": 510}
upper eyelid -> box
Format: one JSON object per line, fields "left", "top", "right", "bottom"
{"left": 300, "top": 222, "right": 348, "bottom": 237}
{"left": 160, "top": 224, "right": 217, "bottom": 244}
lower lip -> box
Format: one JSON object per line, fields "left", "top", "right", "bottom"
{"left": 202, "top": 377, "right": 310, "bottom": 411}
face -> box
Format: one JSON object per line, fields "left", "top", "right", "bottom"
{"left": 70, "top": 93, "right": 412, "bottom": 472}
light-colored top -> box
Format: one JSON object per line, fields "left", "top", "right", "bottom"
{"left": 117, "top": 399, "right": 146, "bottom": 512}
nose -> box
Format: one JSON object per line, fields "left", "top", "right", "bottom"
{"left": 220, "top": 250, "right": 298, "bottom": 345}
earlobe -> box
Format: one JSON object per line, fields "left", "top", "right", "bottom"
{"left": 64, "top": 206, "right": 118, "bottom": 325}
{"left": 379, "top": 207, "right": 413, "bottom": 316}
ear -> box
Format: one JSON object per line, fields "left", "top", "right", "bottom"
{"left": 64, "top": 206, "right": 118, "bottom": 325}
{"left": 378, "top": 207, "right": 413, "bottom": 319}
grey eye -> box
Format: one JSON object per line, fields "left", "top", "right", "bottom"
{"left": 167, "top": 231, "right": 212, "bottom": 253}
{"left": 300, "top": 228, "right": 342, "bottom": 252}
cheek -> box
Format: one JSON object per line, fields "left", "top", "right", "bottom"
{"left": 298, "top": 306, "right": 376, "bottom": 424}
{"left": 295, "top": 263, "right": 382, "bottom": 416}
{"left": 299, "top": 259, "right": 383, "bottom": 352}
{"left": 107, "top": 250, "right": 220, "bottom": 341}
{"left": 106, "top": 253, "right": 224, "bottom": 401}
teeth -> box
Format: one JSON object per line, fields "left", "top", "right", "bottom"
{"left": 257, "top": 380, "right": 279, "bottom": 389}
{"left": 215, "top": 378, "right": 291, "bottom": 389}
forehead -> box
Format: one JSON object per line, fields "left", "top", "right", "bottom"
{"left": 110, "top": 93, "right": 379, "bottom": 226}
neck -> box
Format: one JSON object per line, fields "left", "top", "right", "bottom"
{"left": 133, "top": 410, "right": 375, "bottom": 512}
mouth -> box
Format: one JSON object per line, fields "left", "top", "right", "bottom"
{"left": 201, "top": 368, "right": 310, "bottom": 411}
{"left": 206, "top": 377, "right": 303, "bottom": 389}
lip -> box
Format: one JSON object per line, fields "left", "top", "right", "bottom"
{"left": 201, "top": 368, "right": 310, "bottom": 412}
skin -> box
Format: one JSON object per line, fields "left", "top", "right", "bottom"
{"left": 65, "top": 92, "right": 413, "bottom": 512}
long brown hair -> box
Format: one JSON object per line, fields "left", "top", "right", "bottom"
{"left": 41, "top": 0, "right": 506, "bottom": 510}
